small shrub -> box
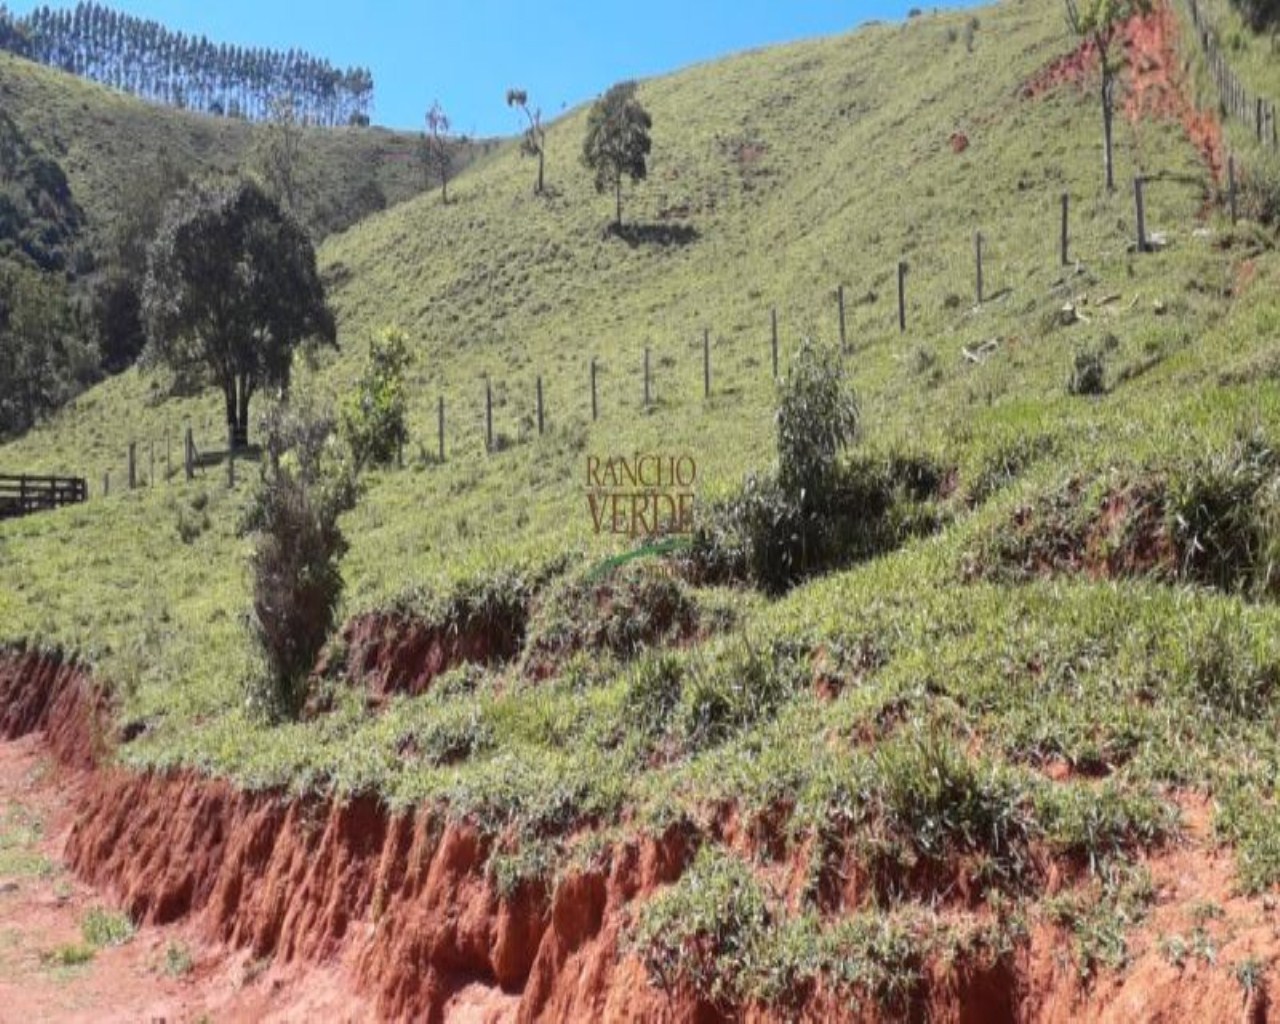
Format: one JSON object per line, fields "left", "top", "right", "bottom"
{"left": 44, "top": 943, "right": 95, "bottom": 967}
{"left": 776, "top": 338, "right": 859, "bottom": 505}
{"left": 243, "top": 402, "right": 357, "bottom": 722}
{"left": 1167, "top": 435, "right": 1278, "bottom": 594}
{"left": 1037, "top": 783, "right": 1176, "bottom": 873}
{"left": 967, "top": 432, "right": 1059, "bottom": 505}
{"left": 869, "top": 728, "right": 1035, "bottom": 884}
{"left": 633, "top": 846, "right": 770, "bottom": 1006}
{"left": 163, "top": 941, "right": 194, "bottom": 977}
{"left": 1067, "top": 348, "right": 1106, "bottom": 396}
{"left": 1215, "top": 782, "right": 1280, "bottom": 892}
{"left": 1043, "top": 864, "right": 1155, "bottom": 979}
{"left": 174, "top": 495, "right": 211, "bottom": 544}
{"left": 625, "top": 651, "right": 685, "bottom": 736}
{"left": 82, "top": 907, "right": 135, "bottom": 948}
{"left": 909, "top": 344, "right": 938, "bottom": 375}
{"left": 341, "top": 326, "right": 412, "bottom": 469}
{"left": 678, "top": 638, "right": 800, "bottom": 749}
{"left": 1240, "top": 151, "right": 1280, "bottom": 227}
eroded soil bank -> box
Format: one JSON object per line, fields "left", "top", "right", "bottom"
{"left": 4, "top": 646, "right": 1280, "bottom": 1022}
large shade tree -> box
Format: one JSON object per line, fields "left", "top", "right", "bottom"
{"left": 582, "top": 80, "right": 652, "bottom": 229}
{"left": 142, "top": 180, "right": 335, "bottom": 451}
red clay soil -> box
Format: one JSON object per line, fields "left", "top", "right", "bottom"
{"left": 1023, "top": 0, "right": 1225, "bottom": 181}
{"left": 334, "top": 608, "right": 524, "bottom": 703}
{"left": 7, "top": 648, "right": 1280, "bottom": 1021}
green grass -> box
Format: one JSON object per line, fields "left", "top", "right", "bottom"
{"left": 0, "top": 50, "right": 494, "bottom": 248}
{"left": 81, "top": 907, "right": 135, "bottom": 948}
{"left": 3, "top": 0, "right": 1280, "bottom": 1007}
{"left": 0, "top": 801, "right": 55, "bottom": 879}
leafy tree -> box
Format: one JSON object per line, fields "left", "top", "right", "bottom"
{"left": 422, "top": 100, "right": 454, "bottom": 204}
{"left": 91, "top": 271, "right": 145, "bottom": 374}
{"left": 109, "top": 152, "right": 188, "bottom": 283}
{"left": 0, "top": 259, "right": 98, "bottom": 438}
{"left": 582, "top": 80, "right": 652, "bottom": 229}
{"left": 1065, "top": 0, "right": 1152, "bottom": 192}
{"left": 506, "top": 87, "right": 546, "bottom": 194}
{"left": 141, "top": 180, "right": 335, "bottom": 452}
{"left": 257, "top": 93, "right": 306, "bottom": 216}
{"left": 341, "top": 326, "right": 412, "bottom": 469}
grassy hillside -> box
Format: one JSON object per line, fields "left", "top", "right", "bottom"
{"left": 6, "top": 0, "right": 1280, "bottom": 1004}
{"left": 0, "top": 50, "right": 494, "bottom": 246}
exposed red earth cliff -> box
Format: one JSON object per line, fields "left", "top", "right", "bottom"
{"left": 4, "top": 645, "right": 1280, "bottom": 1021}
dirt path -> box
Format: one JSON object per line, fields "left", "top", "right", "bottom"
{"left": 0, "top": 731, "right": 370, "bottom": 1024}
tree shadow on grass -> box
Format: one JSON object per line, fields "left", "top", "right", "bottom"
{"left": 605, "top": 222, "right": 699, "bottom": 248}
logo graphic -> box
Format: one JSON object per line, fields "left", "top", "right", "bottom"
{"left": 586, "top": 454, "right": 696, "bottom": 538}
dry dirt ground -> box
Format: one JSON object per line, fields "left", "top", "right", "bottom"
{"left": 0, "top": 732, "right": 371, "bottom": 1024}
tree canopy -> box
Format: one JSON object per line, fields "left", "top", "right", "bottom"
{"left": 506, "top": 87, "right": 547, "bottom": 195}
{"left": 582, "top": 80, "right": 652, "bottom": 229}
{"left": 0, "top": 2, "right": 373, "bottom": 125}
{"left": 421, "top": 101, "right": 455, "bottom": 203}
{"left": 141, "top": 180, "right": 335, "bottom": 450}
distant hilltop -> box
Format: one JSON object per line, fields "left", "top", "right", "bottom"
{"left": 0, "top": 1, "right": 375, "bottom": 126}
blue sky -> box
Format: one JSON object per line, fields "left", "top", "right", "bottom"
{"left": 8, "top": 2, "right": 981, "bottom": 135}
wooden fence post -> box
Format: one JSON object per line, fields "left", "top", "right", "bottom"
{"left": 227, "top": 447, "right": 235, "bottom": 488}
{"left": 438, "top": 395, "right": 446, "bottom": 462}
{"left": 643, "top": 347, "right": 651, "bottom": 409}
{"left": 703, "top": 329, "right": 710, "bottom": 398}
{"left": 771, "top": 307, "right": 779, "bottom": 379}
{"left": 1258, "top": 97, "right": 1265, "bottom": 143}
{"left": 837, "top": 285, "right": 847, "bottom": 350}
{"left": 536, "top": 375, "right": 544, "bottom": 435}
{"left": 975, "top": 231, "right": 984, "bottom": 305}
{"left": 485, "top": 378, "right": 493, "bottom": 453}
{"left": 102, "top": 471, "right": 109, "bottom": 498}
{"left": 128, "top": 442, "right": 136, "bottom": 490}
{"left": 1134, "top": 176, "right": 1147, "bottom": 253}
{"left": 897, "top": 261, "right": 907, "bottom": 333}
{"left": 590, "top": 358, "right": 598, "bottom": 422}
{"left": 184, "top": 427, "right": 194, "bottom": 480}
{"left": 1229, "top": 154, "right": 1238, "bottom": 223}
{"left": 1061, "top": 193, "right": 1070, "bottom": 266}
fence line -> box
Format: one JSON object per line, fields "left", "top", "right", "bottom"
{"left": 0, "top": 475, "right": 87, "bottom": 519}
{"left": 48, "top": 130, "right": 1248, "bottom": 503}
{"left": 1185, "top": 0, "right": 1280, "bottom": 153}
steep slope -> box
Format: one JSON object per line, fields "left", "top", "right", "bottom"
{"left": 0, "top": 49, "right": 493, "bottom": 247}
{"left": 7, "top": 0, "right": 1280, "bottom": 1017}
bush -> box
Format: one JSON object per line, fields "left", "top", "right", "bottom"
{"left": 243, "top": 402, "right": 357, "bottom": 722}
{"left": 1167, "top": 435, "right": 1278, "bottom": 594}
{"left": 1231, "top": 0, "right": 1280, "bottom": 32}
{"left": 633, "top": 846, "right": 770, "bottom": 1005}
{"left": 678, "top": 638, "right": 801, "bottom": 749}
{"left": 341, "top": 326, "right": 412, "bottom": 469}
{"left": 82, "top": 907, "right": 135, "bottom": 948}
{"left": 776, "top": 339, "right": 859, "bottom": 506}
{"left": 1067, "top": 348, "right": 1106, "bottom": 396}
{"left": 1240, "top": 150, "right": 1280, "bottom": 227}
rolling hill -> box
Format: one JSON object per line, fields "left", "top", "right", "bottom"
{"left": 5, "top": 0, "right": 1280, "bottom": 1018}
{"left": 0, "top": 48, "right": 493, "bottom": 247}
